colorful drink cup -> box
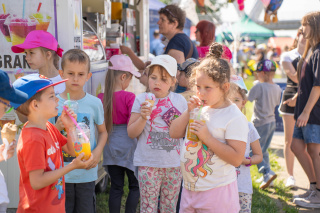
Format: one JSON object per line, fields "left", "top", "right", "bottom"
{"left": 6, "top": 16, "right": 37, "bottom": 46}
{"left": 0, "top": 13, "right": 10, "bottom": 42}
{"left": 74, "top": 122, "right": 91, "bottom": 161}
{"left": 30, "top": 13, "right": 51, "bottom": 31}
{"left": 187, "top": 108, "right": 206, "bottom": 142}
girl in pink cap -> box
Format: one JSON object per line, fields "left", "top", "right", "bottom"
{"left": 11, "top": 30, "right": 65, "bottom": 94}
{"left": 100, "top": 54, "right": 141, "bottom": 212}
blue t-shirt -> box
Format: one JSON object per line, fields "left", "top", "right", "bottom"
{"left": 49, "top": 93, "right": 104, "bottom": 183}
{"left": 164, "top": 33, "right": 199, "bottom": 59}
{"left": 150, "top": 38, "right": 165, "bottom": 56}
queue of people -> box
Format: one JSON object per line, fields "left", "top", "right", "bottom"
{"left": 0, "top": 4, "right": 320, "bottom": 213}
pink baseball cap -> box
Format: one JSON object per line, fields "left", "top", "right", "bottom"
{"left": 109, "top": 55, "right": 141, "bottom": 77}
{"left": 11, "top": 30, "right": 64, "bottom": 57}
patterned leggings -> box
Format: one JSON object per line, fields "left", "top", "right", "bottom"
{"left": 239, "top": 192, "right": 252, "bottom": 213}
{"left": 138, "top": 166, "right": 182, "bottom": 213}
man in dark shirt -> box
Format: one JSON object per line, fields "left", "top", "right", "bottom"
{"left": 158, "top": 4, "right": 198, "bottom": 64}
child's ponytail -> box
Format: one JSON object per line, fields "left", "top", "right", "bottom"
{"left": 40, "top": 45, "right": 61, "bottom": 69}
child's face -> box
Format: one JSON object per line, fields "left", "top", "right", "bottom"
{"left": 59, "top": 61, "right": 92, "bottom": 92}
{"left": 196, "top": 71, "right": 228, "bottom": 108}
{"left": 148, "top": 66, "right": 175, "bottom": 98}
{"left": 25, "top": 47, "right": 47, "bottom": 70}
{"left": 229, "top": 90, "right": 246, "bottom": 111}
{"left": 36, "top": 87, "right": 59, "bottom": 119}
{"left": 176, "top": 71, "right": 188, "bottom": 88}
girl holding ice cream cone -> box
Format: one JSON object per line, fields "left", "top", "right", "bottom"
{"left": 127, "top": 55, "right": 188, "bottom": 212}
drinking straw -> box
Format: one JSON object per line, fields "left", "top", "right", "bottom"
{"left": 2, "top": 4, "right": 5, "bottom": 14}
{"left": 67, "top": 93, "right": 71, "bottom": 108}
{"left": 197, "top": 105, "right": 203, "bottom": 120}
{"left": 63, "top": 106, "right": 89, "bottom": 142}
{"left": 37, "top": 2, "right": 42, "bottom": 13}
{"left": 22, "top": 0, "right": 26, "bottom": 18}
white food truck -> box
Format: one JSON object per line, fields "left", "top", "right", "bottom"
{"left": 0, "top": 0, "right": 149, "bottom": 208}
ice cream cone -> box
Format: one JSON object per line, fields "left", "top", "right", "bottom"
{"left": 1, "top": 123, "right": 17, "bottom": 145}
{"left": 146, "top": 99, "right": 155, "bottom": 107}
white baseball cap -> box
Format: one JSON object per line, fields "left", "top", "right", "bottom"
{"left": 147, "top": 55, "right": 177, "bottom": 77}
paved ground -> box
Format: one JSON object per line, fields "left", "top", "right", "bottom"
{"left": 271, "top": 132, "right": 319, "bottom": 212}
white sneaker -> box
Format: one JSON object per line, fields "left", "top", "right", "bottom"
{"left": 285, "top": 176, "right": 296, "bottom": 188}
{"left": 260, "top": 171, "right": 277, "bottom": 189}
{"left": 293, "top": 184, "right": 316, "bottom": 200}
{"left": 295, "top": 190, "right": 320, "bottom": 208}
{"left": 256, "top": 176, "right": 264, "bottom": 183}
{"left": 269, "top": 180, "right": 274, "bottom": 187}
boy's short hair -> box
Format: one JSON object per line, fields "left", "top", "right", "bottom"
{"left": 17, "top": 90, "right": 45, "bottom": 116}
{"left": 61, "top": 49, "right": 91, "bottom": 72}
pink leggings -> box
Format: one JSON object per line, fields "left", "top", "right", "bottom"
{"left": 138, "top": 166, "right": 182, "bottom": 213}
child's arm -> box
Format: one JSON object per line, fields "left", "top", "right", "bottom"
{"left": 242, "top": 140, "right": 263, "bottom": 165}
{"left": 86, "top": 122, "right": 108, "bottom": 170}
{"left": 191, "top": 120, "right": 247, "bottom": 167}
{"left": 29, "top": 153, "right": 93, "bottom": 190}
{"left": 296, "top": 86, "right": 320, "bottom": 127}
{"left": 282, "top": 61, "right": 298, "bottom": 83}
{"left": 127, "top": 102, "right": 152, "bottom": 138}
{"left": 170, "top": 96, "right": 202, "bottom": 138}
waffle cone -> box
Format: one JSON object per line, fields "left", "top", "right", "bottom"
{"left": 1, "top": 123, "right": 17, "bottom": 144}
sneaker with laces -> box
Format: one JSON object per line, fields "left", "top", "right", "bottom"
{"left": 260, "top": 171, "right": 277, "bottom": 189}
{"left": 285, "top": 176, "right": 296, "bottom": 188}
{"left": 293, "top": 184, "right": 316, "bottom": 199}
{"left": 294, "top": 190, "right": 320, "bottom": 208}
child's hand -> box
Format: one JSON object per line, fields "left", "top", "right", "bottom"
{"left": 60, "top": 107, "right": 77, "bottom": 129}
{"left": 55, "top": 116, "right": 65, "bottom": 131}
{"left": 140, "top": 102, "right": 152, "bottom": 120}
{"left": 71, "top": 153, "right": 94, "bottom": 169}
{"left": 86, "top": 151, "right": 100, "bottom": 170}
{"left": 188, "top": 96, "right": 202, "bottom": 112}
{"left": 0, "top": 142, "right": 16, "bottom": 162}
{"left": 190, "top": 120, "right": 210, "bottom": 142}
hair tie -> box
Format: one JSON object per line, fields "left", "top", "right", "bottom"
{"left": 56, "top": 48, "right": 64, "bottom": 57}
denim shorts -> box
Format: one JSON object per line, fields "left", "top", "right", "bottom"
{"left": 293, "top": 124, "right": 320, "bottom": 144}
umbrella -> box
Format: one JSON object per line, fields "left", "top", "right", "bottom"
{"left": 217, "top": 14, "right": 275, "bottom": 41}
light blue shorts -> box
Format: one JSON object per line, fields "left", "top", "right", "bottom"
{"left": 293, "top": 124, "right": 320, "bottom": 144}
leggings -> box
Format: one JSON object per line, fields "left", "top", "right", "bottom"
{"left": 239, "top": 192, "right": 252, "bottom": 213}
{"left": 138, "top": 166, "right": 181, "bottom": 213}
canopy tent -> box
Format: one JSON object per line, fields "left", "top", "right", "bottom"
{"left": 216, "top": 14, "right": 275, "bottom": 42}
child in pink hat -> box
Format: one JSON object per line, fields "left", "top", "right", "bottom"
{"left": 11, "top": 30, "right": 65, "bottom": 94}
{"left": 100, "top": 54, "right": 140, "bottom": 212}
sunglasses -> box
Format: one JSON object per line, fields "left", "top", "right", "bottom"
{"left": 164, "top": 8, "right": 177, "bottom": 19}
{"left": 0, "top": 99, "right": 13, "bottom": 114}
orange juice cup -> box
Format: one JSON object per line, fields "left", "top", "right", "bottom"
{"left": 186, "top": 109, "right": 206, "bottom": 142}
{"left": 31, "top": 13, "right": 51, "bottom": 31}
{"left": 74, "top": 123, "right": 91, "bottom": 160}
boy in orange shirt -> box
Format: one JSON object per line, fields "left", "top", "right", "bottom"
{"left": 11, "top": 74, "right": 93, "bottom": 213}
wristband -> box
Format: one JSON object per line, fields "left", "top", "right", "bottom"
{"left": 245, "top": 157, "right": 251, "bottom": 167}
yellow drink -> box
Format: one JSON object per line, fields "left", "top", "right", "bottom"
{"left": 74, "top": 142, "right": 91, "bottom": 161}
{"left": 111, "top": 2, "right": 122, "bottom": 20}
{"left": 187, "top": 119, "right": 205, "bottom": 142}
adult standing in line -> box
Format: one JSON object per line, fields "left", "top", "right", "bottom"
{"left": 290, "top": 12, "right": 320, "bottom": 208}
{"left": 278, "top": 29, "right": 306, "bottom": 188}
{"left": 158, "top": 4, "right": 198, "bottom": 64}
{"left": 195, "top": 20, "right": 215, "bottom": 58}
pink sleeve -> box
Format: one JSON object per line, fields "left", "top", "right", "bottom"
{"left": 126, "top": 92, "right": 136, "bottom": 123}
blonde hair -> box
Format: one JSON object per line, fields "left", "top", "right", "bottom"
{"left": 39, "top": 46, "right": 60, "bottom": 70}
{"left": 103, "top": 69, "right": 132, "bottom": 138}
{"left": 298, "top": 11, "right": 320, "bottom": 81}
{"left": 189, "top": 42, "right": 230, "bottom": 95}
